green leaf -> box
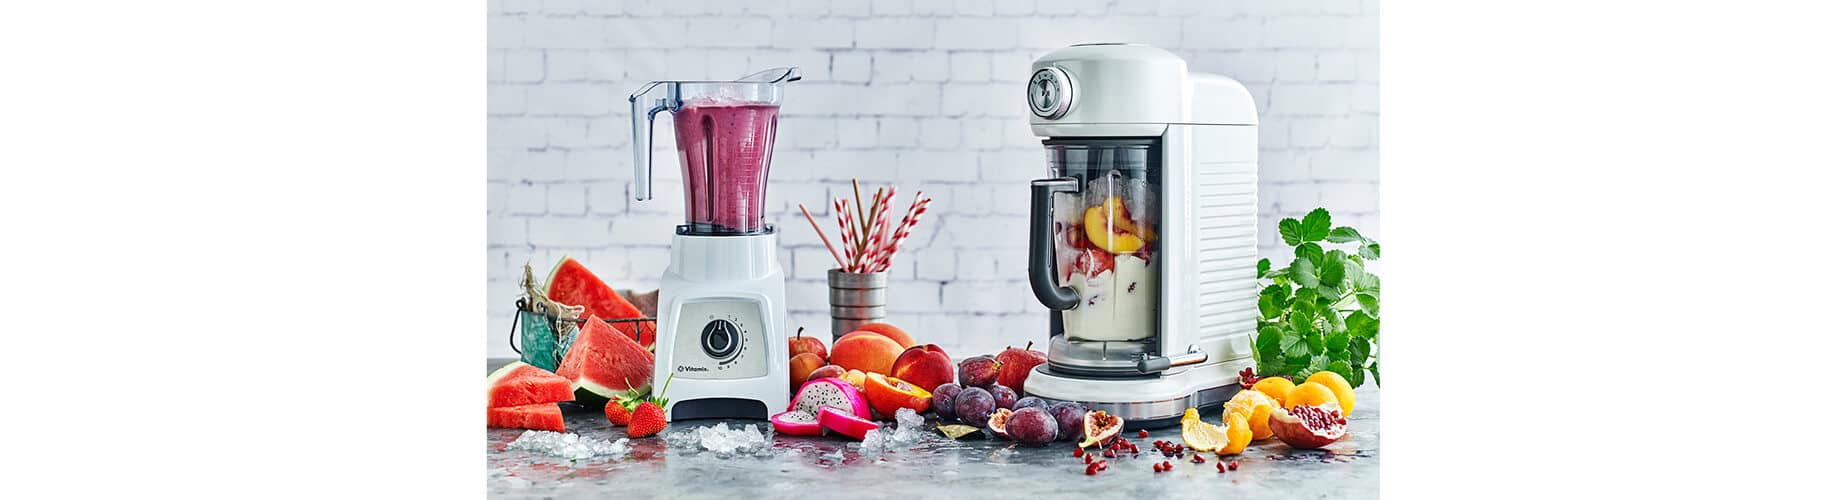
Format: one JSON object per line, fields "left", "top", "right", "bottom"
{"left": 1288, "top": 309, "right": 1316, "bottom": 337}
{"left": 1295, "top": 353, "right": 1330, "bottom": 381}
{"left": 1325, "top": 331, "right": 1350, "bottom": 353}
{"left": 1342, "top": 364, "right": 1366, "bottom": 387}
{"left": 1359, "top": 242, "right": 1381, "bottom": 260}
{"left": 1316, "top": 285, "right": 1343, "bottom": 304}
{"left": 1256, "top": 325, "right": 1284, "bottom": 355}
{"left": 1348, "top": 338, "right": 1371, "bottom": 365}
{"left": 1305, "top": 332, "right": 1325, "bottom": 354}
{"left": 1326, "top": 226, "right": 1364, "bottom": 244}
{"left": 1295, "top": 242, "right": 1323, "bottom": 267}
{"left": 1256, "top": 258, "right": 1270, "bottom": 279}
{"left": 1281, "top": 332, "right": 1309, "bottom": 358}
{"left": 1277, "top": 218, "right": 1304, "bottom": 246}
{"left": 1319, "top": 257, "right": 1346, "bottom": 287}
{"left": 1368, "top": 362, "right": 1380, "bottom": 386}
{"left": 1258, "top": 293, "right": 1282, "bottom": 320}
{"left": 1325, "top": 359, "right": 1353, "bottom": 377}
{"left": 1290, "top": 258, "right": 1320, "bottom": 288}
{"left": 1346, "top": 311, "right": 1375, "bottom": 338}
{"left": 1357, "top": 293, "right": 1380, "bottom": 318}
{"left": 1300, "top": 208, "right": 1332, "bottom": 242}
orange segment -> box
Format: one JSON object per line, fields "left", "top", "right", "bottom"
{"left": 1223, "top": 390, "right": 1279, "bottom": 440}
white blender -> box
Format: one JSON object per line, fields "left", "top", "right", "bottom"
{"left": 629, "top": 68, "right": 798, "bottom": 420}
{"left": 1019, "top": 44, "right": 1262, "bottom": 427}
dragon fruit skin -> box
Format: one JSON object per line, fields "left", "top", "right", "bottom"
{"left": 772, "top": 378, "right": 868, "bottom": 436}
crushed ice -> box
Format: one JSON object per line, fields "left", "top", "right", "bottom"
{"left": 663, "top": 423, "right": 773, "bottom": 458}
{"left": 860, "top": 408, "right": 930, "bottom": 455}
{"left": 505, "top": 430, "right": 629, "bottom": 461}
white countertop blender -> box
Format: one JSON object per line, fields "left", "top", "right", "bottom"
{"left": 629, "top": 68, "right": 799, "bottom": 420}
{"left": 1019, "top": 44, "right": 1262, "bottom": 427}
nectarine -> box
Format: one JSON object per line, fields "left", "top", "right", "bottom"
{"left": 829, "top": 332, "right": 902, "bottom": 375}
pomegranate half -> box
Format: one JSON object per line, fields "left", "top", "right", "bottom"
{"left": 1268, "top": 402, "right": 1348, "bottom": 449}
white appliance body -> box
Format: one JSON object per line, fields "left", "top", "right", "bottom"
{"left": 1020, "top": 44, "right": 1261, "bottom": 425}
{"left": 651, "top": 232, "right": 789, "bottom": 420}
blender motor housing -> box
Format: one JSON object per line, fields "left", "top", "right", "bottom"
{"left": 1020, "top": 44, "right": 1261, "bottom": 427}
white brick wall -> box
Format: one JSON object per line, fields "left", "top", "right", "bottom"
{"left": 486, "top": 0, "right": 1379, "bottom": 358}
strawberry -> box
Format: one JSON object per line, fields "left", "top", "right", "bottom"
{"left": 604, "top": 383, "right": 644, "bottom": 426}
{"left": 627, "top": 401, "right": 666, "bottom": 438}
{"left": 625, "top": 374, "right": 673, "bottom": 439}
{"left": 605, "top": 397, "right": 634, "bottom": 426}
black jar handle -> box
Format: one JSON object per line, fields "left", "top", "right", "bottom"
{"left": 1029, "top": 178, "right": 1081, "bottom": 310}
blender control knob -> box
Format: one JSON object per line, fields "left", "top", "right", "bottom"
{"left": 701, "top": 319, "right": 741, "bottom": 360}
{"left": 1028, "top": 67, "right": 1073, "bottom": 120}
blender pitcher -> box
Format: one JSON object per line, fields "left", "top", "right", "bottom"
{"left": 630, "top": 67, "right": 800, "bottom": 234}
{"left": 1029, "top": 139, "right": 1161, "bottom": 342}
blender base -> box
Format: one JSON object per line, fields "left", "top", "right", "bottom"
{"left": 1023, "top": 356, "right": 1256, "bottom": 429}
{"left": 650, "top": 232, "right": 788, "bottom": 420}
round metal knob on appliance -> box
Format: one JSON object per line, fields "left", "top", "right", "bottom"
{"left": 1028, "top": 67, "right": 1073, "bottom": 120}
{"left": 700, "top": 319, "right": 741, "bottom": 360}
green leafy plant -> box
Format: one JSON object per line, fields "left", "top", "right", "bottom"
{"left": 1252, "top": 208, "right": 1381, "bottom": 388}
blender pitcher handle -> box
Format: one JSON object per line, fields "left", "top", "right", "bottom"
{"left": 1029, "top": 178, "right": 1081, "bottom": 310}
{"left": 628, "top": 82, "right": 678, "bottom": 202}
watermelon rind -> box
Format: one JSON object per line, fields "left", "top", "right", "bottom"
{"left": 485, "top": 361, "right": 533, "bottom": 386}
{"left": 556, "top": 316, "right": 654, "bottom": 408}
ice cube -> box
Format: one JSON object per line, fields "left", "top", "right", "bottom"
{"left": 504, "top": 430, "right": 630, "bottom": 461}
{"left": 667, "top": 423, "right": 774, "bottom": 458}
{"left": 859, "top": 428, "right": 888, "bottom": 455}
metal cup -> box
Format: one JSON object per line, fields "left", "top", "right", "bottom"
{"left": 828, "top": 269, "right": 888, "bottom": 341}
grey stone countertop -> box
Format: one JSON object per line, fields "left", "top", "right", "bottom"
{"left": 487, "top": 358, "right": 1378, "bottom": 499}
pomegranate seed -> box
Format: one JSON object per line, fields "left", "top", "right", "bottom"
{"left": 1152, "top": 463, "right": 1163, "bottom": 473}
{"left": 1139, "top": 430, "right": 1149, "bottom": 438}
{"left": 1229, "top": 460, "right": 1239, "bottom": 470}
{"left": 1192, "top": 455, "right": 1206, "bottom": 463}
{"left": 1085, "top": 454, "right": 1093, "bottom": 464}
{"left": 1103, "top": 449, "right": 1116, "bottom": 458}
{"left": 1098, "top": 461, "right": 1108, "bottom": 471}
{"left": 1086, "top": 464, "right": 1098, "bottom": 476}
{"left": 1073, "top": 448, "right": 1084, "bottom": 457}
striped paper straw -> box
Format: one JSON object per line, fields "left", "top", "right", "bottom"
{"left": 872, "top": 193, "right": 929, "bottom": 272}
{"left": 866, "top": 188, "right": 896, "bottom": 270}
{"left": 836, "top": 198, "right": 855, "bottom": 272}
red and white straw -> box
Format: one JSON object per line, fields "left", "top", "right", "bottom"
{"left": 871, "top": 193, "right": 929, "bottom": 272}
{"left": 836, "top": 198, "right": 856, "bottom": 272}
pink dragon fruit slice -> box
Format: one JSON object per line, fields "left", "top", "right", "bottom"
{"left": 771, "top": 378, "right": 868, "bottom": 436}
{"left": 819, "top": 406, "right": 879, "bottom": 440}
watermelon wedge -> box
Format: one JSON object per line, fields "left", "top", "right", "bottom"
{"left": 486, "top": 361, "right": 575, "bottom": 408}
{"left": 555, "top": 315, "right": 655, "bottom": 406}
{"left": 545, "top": 256, "right": 655, "bottom": 349}
{"left": 488, "top": 403, "right": 565, "bottom": 432}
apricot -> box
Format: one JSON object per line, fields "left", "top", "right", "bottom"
{"left": 1305, "top": 371, "right": 1357, "bottom": 416}
{"left": 1101, "top": 197, "right": 1156, "bottom": 242}
{"left": 1283, "top": 381, "right": 1340, "bottom": 409}
{"left": 1083, "top": 205, "right": 1144, "bottom": 254}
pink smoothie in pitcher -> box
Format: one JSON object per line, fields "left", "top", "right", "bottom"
{"left": 673, "top": 100, "right": 780, "bottom": 233}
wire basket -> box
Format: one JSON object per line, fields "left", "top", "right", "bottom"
{"left": 508, "top": 298, "right": 658, "bottom": 371}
